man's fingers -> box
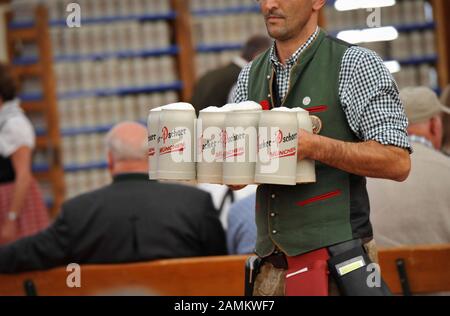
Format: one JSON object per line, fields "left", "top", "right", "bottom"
{"left": 228, "top": 185, "right": 247, "bottom": 191}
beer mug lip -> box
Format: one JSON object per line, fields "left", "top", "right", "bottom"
{"left": 160, "top": 102, "right": 195, "bottom": 111}
{"left": 200, "top": 106, "right": 230, "bottom": 114}
{"left": 149, "top": 107, "right": 162, "bottom": 113}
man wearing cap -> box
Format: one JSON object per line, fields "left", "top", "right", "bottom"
{"left": 368, "top": 87, "right": 450, "bottom": 247}
{"left": 231, "top": 0, "right": 411, "bottom": 296}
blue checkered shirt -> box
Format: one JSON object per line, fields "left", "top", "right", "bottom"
{"left": 233, "top": 28, "right": 412, "bottom": 152}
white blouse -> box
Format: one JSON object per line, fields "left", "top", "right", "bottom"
{"left": 0, "top": 114, "right": 35, "bottom": 158}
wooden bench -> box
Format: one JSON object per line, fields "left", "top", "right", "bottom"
{"left": 0, "top": 245, "right": 448, "bottom": 296}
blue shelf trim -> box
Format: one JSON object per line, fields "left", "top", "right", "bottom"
{"left": 50, "top": 12, "right": 176, "bottom": 26}
{"left": 8, "top": 20, "right": 35, "bottom": 29}
{"left": 35, "top": 127, "right": 46, "bottom": 136}
{"left": 13, "top": 46, "right": 178, "bottom": 65}
{"left": 395, "top": 22, "right": 435, "bottom": 33}
{"left": 192, "top": 5, "right": 260, "bottom": 16}
{"left": 61, "top": 125, "right": 113, "bottom": 137}
{"left": 197, "top": 43, "right": 243, "bottom": 53}
{"left": 58, "top": 81, "right": 182, "bottom": 100}
{"left": 32, "top": 164, "right": 50, "bottom": 173}
{"left": 9, "top": 12, "right": 176, "bottom": 29}
{"left": 20, "top": 92, "right": 44, "bottom": 102}
{"left": 37, "top": 120, "right": 147, "bottom": 137}
{"left": 55, "top": 46, "right": 179, "bottom": 62}
{"left": 33, "top": 161, "right": 108, "bottom": 173}
{"left": 64, "top": 162, "right": 108, "bottom": 172}
{"left": 395, "top": 55, "right": 437, "bottom": 66}
{"left": 21, "top": 82, "right": 182, "bottom": 102}
{"left": 12, "top": 56, "right": 39, "bottom": 65}
{"left": 45, "top": 197, "right": 54, "bottom": 209}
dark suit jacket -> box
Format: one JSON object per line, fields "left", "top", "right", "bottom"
{"left": 0, "top": 173, "right": 227, "bottom": 273}
{"left": 191, "top": 62, "right": 242, "bottom": 114}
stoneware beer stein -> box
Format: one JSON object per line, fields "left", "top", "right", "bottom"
{"left": 295, "top": 107, "right": 316, "bottom": 183}
{"left": 157, "top": 102, "right": 196, "bottom": 181}
{"left": 223, "top": 101, "right": 262, "bottom": 185}
{"left": 197, "top": 106, "right": 228, "bottom": 184}
{"left": 255, "top": 107, "right": 298, "bottom": 185}
{"left": 147, "top": 106, "right": 162, "bottom": 180}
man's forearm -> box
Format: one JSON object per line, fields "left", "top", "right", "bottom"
{"left": 10, "top": 172, "right": 32, "bottom": 215}
{"left": 300, "top": 130, "right": 411, "bottom": 181}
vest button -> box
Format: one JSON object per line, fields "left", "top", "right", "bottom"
{"left": 267, "top": 75, "right": 271, "bottom": 80}
{"left": 268, "top": 94, "right": 271, "bottom": 98}
{"left": 271, "top": 194, "right": 276, "bottom": 199}
{"left": 272, "top": 230, "right": 277, "bottom": 234}
{"left": 270, "top": 212, "right": 276, "bottom": 217}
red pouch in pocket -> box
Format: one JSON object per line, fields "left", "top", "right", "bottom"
{"left": 285, "top": 248, "right": 330, "bottom": 296}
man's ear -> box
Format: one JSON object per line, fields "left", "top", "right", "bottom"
{"left": 312, "top": 0, "right": 326, "bottom": 11}
{"left": 430, "top": 115, "right": 443, "bottom": 137}
{"left": 430, "top": 115, "right": 443, "bottom": 149}
{"left": 107, "top": 151, "right": 114, "bottom": 173}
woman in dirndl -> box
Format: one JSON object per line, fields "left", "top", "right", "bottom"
{"left": 0, "top": 63, "right": 49, "bottom": 245}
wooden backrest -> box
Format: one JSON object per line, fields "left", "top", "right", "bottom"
{"left": 0, "top": 245, "right": 448, "bottom": 296}
{"left": 0, "top": 255, "right": 247, "bottom": 296}
{"left": 378, "top": 244, "right": 450, "bottom": 295}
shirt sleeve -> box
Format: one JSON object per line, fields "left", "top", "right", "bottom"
{"left": 226, "top": 196, "right": 257, "bottom": 255}
{"left": 198, "top": 193, "right": 228, "bottom": 256}
{"left": 0, "top": 209, "right": 70, "bottom": 273}
{"left": 232, "top": 62, "right": 253, "bottom": 103}
{"left": 339, "top": 46, "right": 412, "bottom": 153}
{"left": 0, "top": 116, "right": 36, "bottom": 157}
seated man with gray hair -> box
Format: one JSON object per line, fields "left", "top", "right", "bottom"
{"left": 0, "top": 122, "right": 227, "bottom": 273}
{"left": 368, "top": 87, "right": 450, "bottom": 247}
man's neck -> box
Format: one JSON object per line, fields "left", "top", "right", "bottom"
{"left": 111, "top": 161, "right": 148, "bottom": 176}
{"left": 276, "top": 23, "right": 318, "bottom": 64}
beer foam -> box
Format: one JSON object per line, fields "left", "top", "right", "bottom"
{"left": 161, "top": 102, "right": 195, "bottom": 111}
{"left": 221, "top": 103, "right": 239, "bottom": 111}
{"left": 290, "top": 107, "right": 308, "bottom": 113}
{"left": 271, "top": 107, "right": 298, "bottom": 112}
{"left": 230, "top": 101, "right": 262, "bottom": 112}
{"left": 149, "top": 106, "right": 162, "bottom": 112}
{"left": 200, "top": 106, "right": 230, "bottom": 113}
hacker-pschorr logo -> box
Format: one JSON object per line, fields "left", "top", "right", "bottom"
{"left": 259, "top": 130, "right": 297, "bottom": 159}
{"left": 161, "top": 126, "right": 188, "bottom": 144}
{"left": 159, "top": 126, "right": 188, "bottom": 156}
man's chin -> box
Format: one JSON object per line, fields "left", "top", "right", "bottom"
{"left": 267, "top": 29, "right": 288, "bottom": 41}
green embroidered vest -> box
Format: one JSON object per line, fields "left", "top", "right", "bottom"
{"left": 248, "top": 30, "right": 372, "bottom": 257}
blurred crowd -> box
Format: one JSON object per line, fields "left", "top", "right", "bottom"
{"left": 1, "top": 37, "right": 450, "bottom": 274}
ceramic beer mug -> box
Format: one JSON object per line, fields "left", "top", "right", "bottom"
{"left": 295, "top": 107, "right": 316, "bottom": 183}
{"left": 255, "top": 107, "right": 298, "bottom": 185}
{"left": 196, "top": 106, "right": 228, "bottom": 184}
{"left": 222, "top": 101, "right": 262, "bottom": 185}
{"left": 147, "top": 106, "right": 162, "bottom": 180}
{"left": 157, "top": 102, "right": 196, "bottom": 181}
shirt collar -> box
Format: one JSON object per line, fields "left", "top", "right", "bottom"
{"left": 270, "top": 26, "right": 320, "bottom": 67}
{"left": 409, "top": 135, "right": 435, "bottom": 150}
{"left": 113, "top": 173, "right": 153, "bottom": 183}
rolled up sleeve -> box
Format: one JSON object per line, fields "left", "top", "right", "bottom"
{"left": 339, "top": 47, "right": 412, "bottom": 153}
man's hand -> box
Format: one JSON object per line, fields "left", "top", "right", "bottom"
{"left": 297, "top": 129, "right": 316, "bottom": 161}
{"left": 297, "top": 129, "right": 411, "bottom": 182}
{"left": 228, "top": 185, "right": 247, "bottom": 191}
